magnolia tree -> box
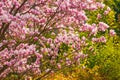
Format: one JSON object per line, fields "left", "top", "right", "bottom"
{"left": 0, "top": 0, "right": 115, "bottom": 79}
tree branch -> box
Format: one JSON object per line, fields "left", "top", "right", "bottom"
{"left": 13, "top": 0, "right": 28, "bottom": 16}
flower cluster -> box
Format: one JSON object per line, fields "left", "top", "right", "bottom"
{"left": 92, "top": 36, "right": 106, "bottom": 43}
{"left": 0, "top": 43, "right": 42, "bottom": 78}
{"left": 98, "top": 22, "right": 109, "bottom": 31}
{"left": 109, "top": 29, "right": 116, "bottom": 36}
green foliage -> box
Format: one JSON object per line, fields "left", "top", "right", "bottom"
{"left": 104, "top": 0, "right": 120, "bottom": 24}
{"left": 87, "top": 6, "right": 116, "bottom": 28}
{"left": 87, "top": 36, "right": 120, "bottom": 80}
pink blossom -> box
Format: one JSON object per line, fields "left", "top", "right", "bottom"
{"left": 57, "top": 63, "right": 61, "bottom": 69}
{"left": 99, "top": 36, "right": 106, "bottom": 43}
{"left": 97, "top": 13, "right": 102, "bottom": 19}
{"left": 104, "top": 10, "right": 109, "bottom": 15}
{"left": 98, "top": 22, "right": 109, "bottom": 31}
{"left": 34, "top": 37, "right": 39, "bottom": 41}
{"left": 109, "top": 29, "right": 116, "bottom": 36}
